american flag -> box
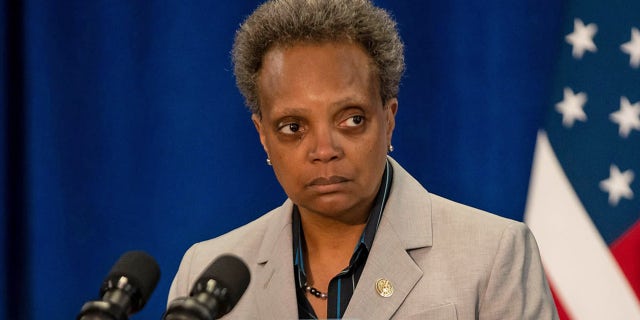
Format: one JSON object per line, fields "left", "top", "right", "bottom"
{"left": 524, "top": 1, "right": 640, "bottom": 319}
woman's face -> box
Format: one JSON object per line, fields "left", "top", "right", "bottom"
{"left": 253, "top": 41, "right": 397, "bottom": 223}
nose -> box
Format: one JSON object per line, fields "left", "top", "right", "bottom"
{"left": 308, "top": 125, "right": 343, "bottom": 163}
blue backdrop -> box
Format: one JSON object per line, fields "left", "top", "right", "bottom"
{"left": 1, "top": 1, "right": 563, "bottom": 319}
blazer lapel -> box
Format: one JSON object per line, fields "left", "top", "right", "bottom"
{"left": 343, "top": 157, "right": 433, "bottom": 319}
{"left": 253, "top": 201, "right": 299, "bottom": 320}
{"left": 343, "top": 218, "right": 424, "bottom": 319}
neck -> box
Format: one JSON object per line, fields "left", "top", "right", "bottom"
{"left": 298, "top": 209, "right": 367, "bottom": 297}
{"left": 298, "top": 202, "right": 371, "bottom": 250}
{"left": 300, "top": 212, "right": 367, "bottom": 254}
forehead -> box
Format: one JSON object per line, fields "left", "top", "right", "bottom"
{"left": 256, "top": 41, "right": 379, "bottom": 111}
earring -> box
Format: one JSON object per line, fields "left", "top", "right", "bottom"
{"left": 266, "top": 158, "right": 272, "bottom": 166}
{"left": 388, "top": 144, "right": 394, "bottom": 153}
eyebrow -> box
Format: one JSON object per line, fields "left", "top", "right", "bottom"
{"left": 267, "top": 93, "right": 370, "bottom": 120}
{"left": 330, "top": 96, "right": 366, "bottom": 109}
{"left": 270, "top": 106, "right": 309, "bottom": 119}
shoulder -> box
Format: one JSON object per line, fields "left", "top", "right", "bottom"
{"left": 387, "top": 156, "right": 535, "bottom": 264}
{"left": 430, "top": 193, "right": 522, "bottom": 235}
{"left": 168, "top": 202, "right": 291, "bottom": 301}
{"left": 186, "top": 211, "right": 272, "bottom": 265}
{"left": 427, "top": 192, "right": 537, "bottom": 262}
{"left": 380, "top": 158, "right": 556, "bottom": 318}
{"left": 387, "top": 156, "right": 525, "bottom": 244}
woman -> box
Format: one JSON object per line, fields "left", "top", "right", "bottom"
{"left": 168, "top": 0, "right": 558, "bottom": 319}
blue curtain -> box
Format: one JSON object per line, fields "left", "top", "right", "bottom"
{"left": 1, "top": 1, "right": 563, "bottom": 318}
{"left": 1, "top": 0, "right": 7, "bottom": 313}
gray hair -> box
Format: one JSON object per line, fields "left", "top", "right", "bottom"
{"left": 232, "top": 0, "right": 405, "bottom": 115}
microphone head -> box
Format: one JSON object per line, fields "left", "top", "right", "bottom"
{"left": 101, "top": 250, "right": 161, "bottom": 314}
{"left": 191, "top": 254, "right": 250, "bottom": 317}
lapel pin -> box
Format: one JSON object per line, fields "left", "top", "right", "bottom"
{"left": 375, "top": 278, "right": 394, "bottom": 297}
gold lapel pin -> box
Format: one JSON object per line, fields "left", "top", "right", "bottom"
{"left": 375, "top": 278, "right": 394, "bottom": 297}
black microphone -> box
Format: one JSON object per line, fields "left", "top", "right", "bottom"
{"left": 163, "top": 254, "right": 251, "bottom": 320}
{"left": 77, "top": 250, "right": 161, "bottom": 320}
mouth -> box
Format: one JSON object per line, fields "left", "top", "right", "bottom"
{"left": 306, "top": 176, "right": 350, "bottom": 192}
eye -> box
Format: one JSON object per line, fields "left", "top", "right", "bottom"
{"left": 343, "top": 115, "right": 365, "bottom": 127}
{"left": 278, "top": 122, "right": 301, "bottom": 135}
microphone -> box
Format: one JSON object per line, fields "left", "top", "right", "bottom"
{"left": 77, "top": 250, "right": 161, "bottom": 320}
{"left": 163, "top": 254, "right": 251, "bottom": 320}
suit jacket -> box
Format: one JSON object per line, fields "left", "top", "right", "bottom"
{"left": 168, "top": 158, "right": 558, "bottom": 319}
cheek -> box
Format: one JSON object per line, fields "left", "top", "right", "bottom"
{"left": 270, "top": 151, "right": 304, "bottom": 187}
{"left": 272, "top": 165, "right": 297, "bottom": 195}
{"left": 363, "top": 123, "right": 390, "bottom": 153}
{"left": 359, "top": 140, "right": 382, "bottom": 156}
{"left": 351, "top": 136, "right": 387, "bottom": 177}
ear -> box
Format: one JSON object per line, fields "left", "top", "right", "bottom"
{"left": 251, "top": 113, "right": 269, "bottom": 155}
{"left": 384, "top": 98, "right": 398, "bottom": 142}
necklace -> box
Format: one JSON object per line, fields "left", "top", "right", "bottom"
{"left": 303, "top": 282, "right": 328, "bottom": 300}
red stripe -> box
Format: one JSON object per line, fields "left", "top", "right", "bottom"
{"left": 549, "top": 281, "right": 573, "bottom": 320}
{"left": 610, "top": 219, "right": 640, "bottom": 302}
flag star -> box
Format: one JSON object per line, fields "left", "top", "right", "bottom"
{"left": 599, "top": 165, "right": 634, "bottom": 206}
{"left": 565, "top": 18, "right": 598, "bottom": 59}
{"left": 610, "top": 96, "right": 640, "bottom": 138}
{"left": 556, "top": 87, "right": 588, "bottom": 128}
{"left": 621, "top": 27, "right": 640, "bottom": 68}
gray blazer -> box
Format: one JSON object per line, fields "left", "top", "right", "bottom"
{"left": 168, "top": 158, "right": 558, "bottom": 319}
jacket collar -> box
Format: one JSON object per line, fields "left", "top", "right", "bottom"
{"left": 344, "top": 156, "right": 432, "bottom": 318}
{"left": 253, "top": 199, "right": 298, "bottom": 319}
{"left": 253, "top": 157, "right": 433, "bottom": 319}
{"left": 381, "top": 156, "right": 433, "bottom": 250}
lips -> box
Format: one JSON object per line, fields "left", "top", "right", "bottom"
{"left": 307, "top": 176, "right": 349, "bottom": 192}
{"left": 309, "top": 176, "right": 348, "bottom": 186}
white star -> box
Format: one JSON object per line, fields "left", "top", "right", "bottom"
{"left": 565, "top": 18, "right": 598, "bottom": 59}
{"left": 610, "top": 97, "right": 640, "bottom": 138}
{"left": 621, "top": 27, "right": 640, "bottom": 68}
{"left": 599, "top": 164, "right": 634, "bottom": 206}
{"left": 556, "top": 87, "right": 588, "bottom": 128}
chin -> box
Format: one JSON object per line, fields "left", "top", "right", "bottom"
{"left": 300, "top": 196, "right": 367, "bottom": 221}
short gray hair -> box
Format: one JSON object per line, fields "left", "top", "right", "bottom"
{"left": 232, "top": 0, "right": 405, "bottom": 115}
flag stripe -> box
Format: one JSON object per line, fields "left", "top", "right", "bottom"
{"left": 611, "top": 220, "right": 640, "bottom": 301}
{"left": 550, "top": 284, "right": 573, "bottom": 320}
{"left": 525, "top": 130, "right": 640, "bottom": 319}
